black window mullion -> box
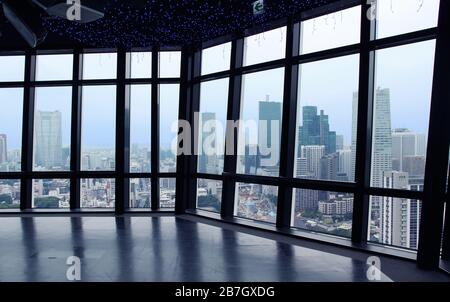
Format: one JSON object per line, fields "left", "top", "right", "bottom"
{"left": 70, "top": 48, "right": 82, "bottom": 209}
{"left": 277, "top": 18, "right": 300, "bottom": 228}
{"left": 151, "top": 49, "right": 160, "bottom": 210}
{"left": 20, "top": 51, "right": 35, "bottom": 210}
{"left": 351, "top": 2, "right": 375, "bottom": 243}
{"left": 221, "top": 38, "right": 244, "bottom": 218}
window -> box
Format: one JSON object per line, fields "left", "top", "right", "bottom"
{"left": 243, "top": 27, "right": 286, "bottom": 66}
{"left": 235, "top": 183, "right": 278, "bottom": 223}
{"left": 36, "top": 54, "right": 73, "bottom": 81}
{"left": 0, "top": 55, "right": 25, "bottom": 82}
{"left": 159, "top": 51, "right": 181, "bottom": 78}
{"left": 368, "top": 195, "right": 422, "bottom": 250}
{"left": 0, "top": 88, "right": 23, "bottom": 172}
{"left": 32, "top": 179, "right": 70, "bottom": 209}
{"left": 127, "top": 52, "right": 152, "bottom": 79}
{"left": 33, "top": 87, "right": 72, "bottom": 171}
{"left": 197, "top": 78, "right": 229, "bottom": 174}
{"left": 159, "top": 84, "right": 179, "bottom": 172}
{"left": 130, "top": 178, "right": 151, "bottom": 208}
{"left": 129, "top": 85, "right": 152, "bottom": 173}
{"left": 160, "top": 178, "right": 176, "bottom": 208}
{"left": 300, "top": 6, "right": 361, "bottom": 55}
{"left": 292, "top": 189, "right": 353, "bottom": 238}
{"left": 237, "top": 68, "right": 284, "bottom": 177}
{"left": 81, "top": 86, "right": 116, "bottom": 171}
{"left": 81, "top": 178, "right": 115, "bottom": 208}
{"left": 197, "top": 179, "right": 222, "bottom": 213}
{"left": 0, "top": 179, "right": 20, "bottom": 209}
{"left": 82, "top": 52, "right": 117, "bottom": 80}
{"left": 374, "top": 0, "right": 440, "bottom": 39}
{"left": 295, "top": 54, "right": 359, "bottom": 182}
{"left": 201, "top": 42, "right": 232, "bottom": 75}
{"left": 370, "top": 40, "right": 435, "bottom": 191}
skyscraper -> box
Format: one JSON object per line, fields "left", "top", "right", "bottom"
{"left": 351, "top": 92, "right": 358, "bottom": 182}
{"left": 199, "top": 112, "right": 218, "bottom": 174}
{"left": 258, "top": 97, "right": 282, "bottom": 171}
{"left": 299, "top": 106, "right": 336, "bottom": 155}
{"left": 0, "top": 134, "right": 7, "bottom": 164}
{"left": 34, "top": 111, "right": 63, "bottom": 169}
{"left": 301, "top": 145, "right": 325, "bottom": 179}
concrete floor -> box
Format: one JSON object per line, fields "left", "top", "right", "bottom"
{"left": 0, "top": 215, "right": 448, "bottom": 282}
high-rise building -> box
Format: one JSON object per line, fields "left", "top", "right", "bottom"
{"left": 336, "top": 135, "right": 344, "bottom": 151}
{"left": 351, "top": 92, "right": 358, "bottom": 182}
{"left": 258, "top": 97, "right": 282, "bottom": 170}
{"left": 301, "top": 145, "right": 325, "bottom": 179}
{"left": 391, "top": 129, "right": 427, "bottom": 177}
{"left": 199, "top": 112, "right": 219, "bottom": 174}
{"left": 0, "top": 134, "right": 7, "bottom": 164}
{"left": 338, "top": 148, "right": 352, "bottom": 181}
{"left": 320, "top": 153, "right": 339, "bottom": 181}
{"left": 34, "top": 111, "right": 63, "bottom": 169}
{"left": 299, "top": 106, "right": 336, "bottom": 155}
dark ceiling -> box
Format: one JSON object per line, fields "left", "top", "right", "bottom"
{"left": 0, "top": 0, "right": 344, "bottom": 50}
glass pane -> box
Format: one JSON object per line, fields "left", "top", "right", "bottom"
{"left": 375, "top": 0, "right": 440, "bottom": 39}
{"left": 82, "top": 53, "right": 117, "bottom": 80}
{"left": 201, "top": 42, "right": 232, "bottom": 75}
{"left": 295, "top": 54, "right": 359, "bottom": 182}
{"left": 32, "top": 179, "right": 70, "bottom": 209}
{"left": 0, "top": 179, "right": 20, "bottom": 209}
{"left": 197, "top": 179, "right": 222, "bottom": 213}
{"left": 130, "top": 178, "right": 151, "bottom": 208}
{"left": 81, "top": 178, "right": 115, "bottom": 208}
{"left": 300, "top": 5, "right": 361, "bottom": 55}
{"left": 197, "top": 78, "right": 229, "bottom": 174}
{"left": 0, "top": 88, "right": 23, "bottom": 172}
{"left": 159, "top": 51, "right": 181, "bottom": 78}
{"left": 129, "top": 85, "right": 151, "bottom": 173}
{"left": 128, "top": 52, "right": 152, "bottom": 79}
{"left": 243, "top": 27, "right": 286, "bottom": 66}
{"left": 36, "top": 54, "right": 73, "bottom": 81}
{"left": 0, "top": 56, "right": 25, "bottom": 82}
{"left": 369, "top": 195, "right": 422, "bottom": 250}
{"left": 159, "top": 84, "right": 179, "bottom": 172}
{"left": 160, "top": 178, "right": 176, "bottom": 208}
{"left": 292, "top": 189, "right": 353, "bottom": 238}
{"left": 33, "top": 87, "right": 72, "bottom": 171}
{"left": 81, "top": 86, "right": 116, "bottom": 171}
{"left": 235, "top": 183, "right": 278, "bottom": 223}
{"left": 237, "top": 68, "right": 284, "bottom": 176}
{"left": 371, "top": 40, "right": 435, "bottom": 191}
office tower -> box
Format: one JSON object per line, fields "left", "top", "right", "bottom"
{"left": 403, "top": 156, "right": 426, "bottom": 178}
{"left": 351, "top": 92, "right": 358, "bottom": 182}
{"left": 408, "top": 183, "right": 423, "bottom": 250}
{"left": 0, "top": 134, "right": 7, "bottom": 164}
{"left": 392, "top": 129, "right": 417, "bottom": 171}
{"left": 199, "top": 112, "right": 218, "bottom": 174}
{"left": 338, "top": 148, "right": 352, "bottom": 180}
{"left": 34, "top": 110, "right": 63, "bottom": 169}
{"left": 336, "top": 135, "right": 344, "bottom": 151}
{"left": 415, "top": 133, "right": 427, "bottom": 156}
{"left": 299, "top": 106, "right": 337, "bottom": 155}
{"left": 301, "top": 145, "right": 325, "bottom": 179}
{"left": 258, "top": 97, "right": 282, "bottom": 170}
{"left": 320, "top": 153, "right": 339, "bottom": 181}
{"left": 295, "top": 157, "right": 308, "bottom": 177}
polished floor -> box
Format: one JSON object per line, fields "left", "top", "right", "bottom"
{"left": 0, "top": 215, "right": 448, "bottom": 282}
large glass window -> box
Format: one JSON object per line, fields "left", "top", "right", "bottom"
{"left": 127, "top": 52, "right": 152, "bottom": 79}
{"left": 197, "top": 78, "right": 229, "bottom": 174}
{"left": 32, "top": 179, "right": 70, "bottom": 209}
{"left": 300, "top": 6, "right": 361, "bottom": 55}
{"left": 374, "top": 0, "right": 440, "bottom": 39}
{"left": 0, "top": 179, "right": 20, "bottom": 209}
{"left": 237, "top": 68, "right": 284, "bottom": 177}
{"left": 33, "top": 87, "right": 72, "bottom": 171}
{"left": 292, "top": 189, "right": 353, "bottom": 238}
{"left": 243, "top": 27, "right": 286, "bottom": 66}
{"left": 35, "top": 54, "right": 73, "bottom": 81}
{"left": 81, "top": 85, "right": 116, "bottom": 171}
{"left": 160, "top": 178, "right": 176, "bottom": 208}
{"left": 81, "top": 178, "right": 115, "bottom": 208}
{"left": 295, "top": 54, "right": 359, "bottom": 182}
{"left": 370, "top": 40, "right": 435, "bottom": 191}
{"left": 197, "top": 179, "right": 222, "bottom": 213}
{"left": 159, "top": 84, "right": 179, "bottom": 173}
{"left": 130, "top": 178, "right": 151, "bottom": 208}
{"left": 82, "top": 53, "right": 117, "bottom": 80}
{"left": 129, "top": 85, "right": 151, "bottom": 173}
{"left": 235, "top": 183, "right": 278, "bottom": 223}
{"left": 0, "top": 88, "right": 23, "bottom": 172}
{"left": 159, "top": 51, "right": 181, "bottom": 78}
{"left": 201, "top": 43, "right": 232, "bottom": 75}
{"left": 0, "top": 55, "right": 25, "bottom": 82}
